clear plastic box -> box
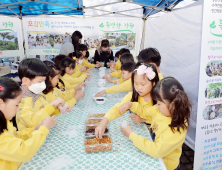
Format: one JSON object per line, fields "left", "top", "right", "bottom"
{"left": 84, "top": 134, "right": 112, "bottom": 153}
{"left": 87, "top": 112, "right": 106, "bottom": 119}
{"left": 85, "top": 118, "right": 103, "bottom": 125}
{"left": 85, "top": 124, "right": 109, "bottom": 136}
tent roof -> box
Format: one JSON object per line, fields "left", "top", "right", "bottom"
{"left": 0, "top": 0, "right": 196, "bottom": 18}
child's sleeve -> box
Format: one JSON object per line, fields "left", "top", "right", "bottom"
{"left": 104, "top": 92, "right": 132, "bottom": 121}
{"left": 129, "top": 128, "right": 186, "bottom": 158}
{"left": 114, "top": 60, "right": 121, "bottom": 70}
{"left": 158, "top": 73, "right": 164, "bottom": 80}
{"left": 56, "top": 88, "right": 75, "bottom": 101}
{"left": 0, "top": 126, "right": 49, "bottom": 162}
{"left": 68, "top": 75, "right": 87, "bottom": 85}
{"left": 71, "top": 66, "right": 81, "bottom": 78}
{"left": 83, "top": 59, "right": 95, "bottom": 68}
{"left": 118, "top": 77, "right": 125, "bottom": 84}
{"left": 105, "top": 79, "right": 132, "bottom": 94}
{"left": 17, "top": 98, "right": 55, "bottom": 129}
{"left": 130, "top": 104, "right": 158, "bottom": 119}
{"left": 110, "top": 70, "right": 122, "bottom": 78}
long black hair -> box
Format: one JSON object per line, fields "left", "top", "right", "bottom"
{"left": 60, "top": 58, "right": 76, "bottom": 76}
{"left": 0, "top": 77, "right": 22, "bottom": 135}
{"left": 71, "top": 31, "right": 82, "bottom": 51}
{"left": 42, "top": 61, "right": 60, "bottom": 94}
{"left": 131, "top": 63, "right": 159, "bottom": 103}
{"left": 151, "top": 77, "right": 191, "bottom": 133}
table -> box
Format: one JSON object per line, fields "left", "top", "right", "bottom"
{"left": 19, "top": 68, "right": 167, "bottom": 170}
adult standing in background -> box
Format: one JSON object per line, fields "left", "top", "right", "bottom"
{"left": 60, "top": 31, "right": 82, "bottom": 56}
{"left": 93, "top": 39, "right": 114, "bottom": 67}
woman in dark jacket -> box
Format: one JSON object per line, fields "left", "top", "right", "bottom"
{"left": 93, "top": 39, "right": 114, "bottom": 67}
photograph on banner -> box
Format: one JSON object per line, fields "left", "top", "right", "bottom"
{"left": 205, "top": 60, "right": 222, "bottom": 77}
{"left": 28, "top": 54, "right": 54, "bottom": 62}
{"left": 0, "top": 32, "right": 19, "bottom": 51}
{"left": 202, "top": 104, "right": 222, "bottom": 120}
{"left": 0, "top": 56, "right": 21, "bottom": 76}
{"left": 84, "top": 33, "right": 135, "bottom": 51}
{"left": 27, "top": 31, "right": 71, "bottom": 50}
{"left": 205, "top": 83, "right": 222, "bottom": 99}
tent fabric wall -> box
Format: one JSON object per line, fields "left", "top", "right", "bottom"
{"left": 144, "top": 1, "right": 203, "bottom": 150}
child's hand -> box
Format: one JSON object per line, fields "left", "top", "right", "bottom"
{"left": 50, "top": 97, "right": 65, "bottom": 107}
{"left": 95, "top": 118, "right": 109, "bottom": 139}
{"left": 105, "top": 76, "right": 113, "bottom": 83}
{"left": 121, "top": 123, "right": 133, "bottom": 137}
{"left": 74, "top": 83, "right": 86, "bottom": 91}
{"left": 111, "top": 63, "right": 116, "bottom": 68}
{"left": 130, "top": 114, "right": 146, "bottom": 123}
{"left": 35, "top": 122, "right": 43, "bottom": 130}
{"left": 42, "top": 115, "right": 58, "bottom": 130}
{"left": 66, "top": 105, "right": 71, "bottom": 112}
{"left": 95, "top": 90, "right": 105, "bottom": 97}
{"left": 114, "top": 80, "right": 117, "bottom": 84}
{"left": 102, "top": 75, "right": 107, "bottom": 79}
{"left": 119, "top": 102, "right": 133, "bottom": 116}
{"left": 79, "top": 66, "right": 87, "bottom": 72}
{"left": 74, "top": 91, "right": 85, "bottom": 100}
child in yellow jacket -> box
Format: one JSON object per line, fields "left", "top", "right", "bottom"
{"left": 54, "top": 55, "right": 86, "bottom": 91}
{"left": 95, "top": 62, "right": 136, "bottom": 97}
{"left": 110, "top": 51, "right": 121, "bottom": 72}
{"left": 42, "top": 61, "right": 85, "bottom": 115}
{"left": 118, "top": 77, "right": 191, "bottom": 170}
{"left": 16, "top": 59, "right": 65, "bottom": 131}
{"left": 83, "top": 51, "right": 100, "bottom": 68}
{"left": 103, "top": 53, "right": 135, "bottom": 84}
{"left": 68, "top": 51, "right": 91, "bottom": 79}
{"left": 95, "top": 63, "right": 160, "bottom": 130}
{"left": 61, "top": 57, "right": 89, "bottom": 86}
{"left": 0, "top": 77, "right": 58, "bottom": 170}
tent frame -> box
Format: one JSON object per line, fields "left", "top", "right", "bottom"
{"left": 0, "top": 0, "right": 176, "bottom": 19}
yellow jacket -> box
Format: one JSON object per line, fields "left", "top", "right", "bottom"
{"left": 110, "top": 70, "right": 122, "bottom": 78}
{"left": 106, "top": 78, "right": 132, "bottom": 94}
{"left": 58, "top": 78, "right": 77, "bottom": 91}
{"left": 112, "top": 77, "right": 125, "bottom": 84}
{"left": 104, "top": 92, "right": 153, "bottom": 124}
{"left": 71, "top": 64, "right": 81, "bottom": 78}
{"left": 44, "top": 88, "right": 76, "bottom": 115}
{"left": 16, "top": 90, "right": 55, "bottom": 131}
{"left": 0, "top": 121, "right": 49, "bottom": 170}
{"left": 129, "top": 104, "right": 186, "bottom": 170}
{"left": 106, "top": 73, "right": 164, "bottom": 94}
{"left": 114, "top": 60, "right": 121, "bottom": 70}
{"left": 62, "top": 73, "right": 87, "bottom": 86}
{"left": 83, "top": 58, "right": 95, "bottom": 68}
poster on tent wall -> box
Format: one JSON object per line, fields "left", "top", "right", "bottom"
{"left": 22, "top": 17, "right": 141, "bottom": 61}
{"left": 0, "top": 17, "right": 24, "bottom": 59}
{"left": 194, "top": 1, "right": 222, "bottom": 170}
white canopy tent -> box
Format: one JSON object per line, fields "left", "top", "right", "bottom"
{"left": 0, "top": 0, "right": 202, "bottom": 150}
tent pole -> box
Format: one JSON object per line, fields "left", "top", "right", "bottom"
{"left": 0, "top": 2, "right": 19, "bottom": 17}
{"left": 145, "top": 0, "right": 165, "bottom": 19}
{"left": 77, "top": 0, "right": 81, "bottom": 9}
{"left": 89, "top": 8, "right": 142, "bottom": 18}
{"left": 22, "top": 6, "right": 81, "bottom": 17}
{"left": 84, "top": 13, "right": 114, "bottom": 18}
{"left": 84, "top": 2, "right": 122, "bottom": 9}
{"left": 0, "top": 1, "right": 30, "bottom": 7}
{"left": 34, "top": 0, "right": 77, "bottom": 10}
{"left": 169, "top": 0, "right": 179, "bottom": 9}
{"left": 126, "top": 2, "right": 165, "bottom": 11}
{"left": 0, "top": 6, "right": 18, "bottom": 12}
{"left": 140, "top": 20, "right": 146, "bottom": 51}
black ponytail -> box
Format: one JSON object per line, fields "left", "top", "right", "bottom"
{"left": 0, "top": 77, "right": 22, "bottom": 135}
{"left": 151, "top": 77, "right": 192, "bottom": 133}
